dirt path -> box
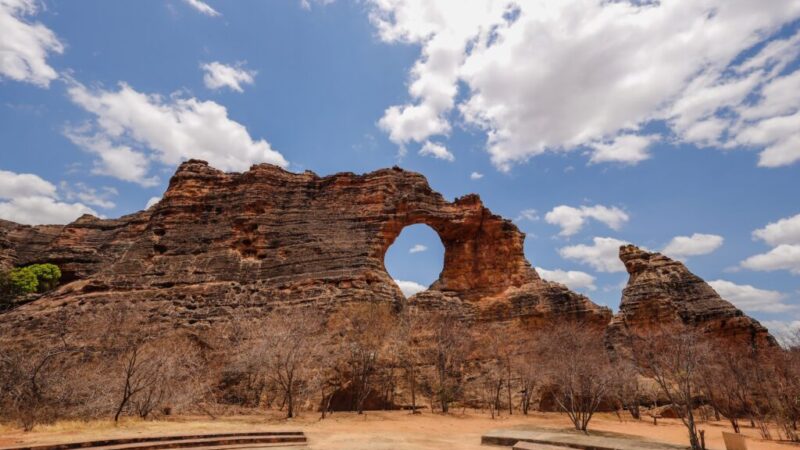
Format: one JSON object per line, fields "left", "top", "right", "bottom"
{"left": 0, "top": 411, "right": 797, "bottom": 450}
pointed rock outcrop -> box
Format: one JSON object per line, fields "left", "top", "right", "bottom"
{"left": 607, "top": 245, "right": 775, "bottom": 349}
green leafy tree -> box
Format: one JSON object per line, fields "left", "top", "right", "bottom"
{"left": 0, "top": 263, "right": 61, "bottom": 309}
{"left": 8, "top": 267, "right": 38, "bottom": 295}
{"left": 27, "top": 264, "right": 61, "bottom": 292}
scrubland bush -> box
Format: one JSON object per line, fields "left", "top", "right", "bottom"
{"left": 2, "top": 299, "right": 799, "bottom": 450}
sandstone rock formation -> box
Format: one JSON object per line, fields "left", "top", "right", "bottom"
{"left": 607, "top": 245, "right": 775, "bottom": 349}
{"left": 0, "top": 160, "right": 611, "bottom": 343}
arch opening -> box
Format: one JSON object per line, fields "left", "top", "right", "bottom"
{"left": 383, "top": 224, "right": 445, "bottom": 298}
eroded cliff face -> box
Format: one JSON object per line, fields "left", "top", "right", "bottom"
{"left": 0, "top": 160, "right": 611, "bottom": 342}
{"left": 607, "top": 245, "right": 775, "bottom": 349}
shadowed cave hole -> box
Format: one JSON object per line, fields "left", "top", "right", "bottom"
{"left": 383, "top": 224, "right": 444, "bottom": 298}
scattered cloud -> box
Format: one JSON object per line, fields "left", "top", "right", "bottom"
{"left": 761, "top": 320, "right": 800, "bottom": 347}
{"left": 368, "top": 1, "right": 800, "bottom": 169}
{"left": 753, "top": 213, "right": 800, "bottom": 246}
{"left": 545, "top": 204, "right": 628, "bottom": 237}
{"left": 741, "top": 245, "right": 800, "bottom": 275}
{"left": 394, "top": 279, "right": 426, "bottom": 297}
{"left": 63, "top": 127, "right": 159, "bottom": 187}
{"left": 145, "top": 196, "right": 161, "bottom": 209}
{"left": 0, "top": 0, "right": 64, "bottom": 87}
{"left": 536, "top": 267, "right": 596, "bottom": 291}
{"left": 59, "top": 181, "right": 117, "bottom": 209}
{"left": 589, "top": 134, "right": 658, "bottom": 165}
{"left": 418, "top": 141, "right": 454, "bottom": 161}
{"left": 184, "top": 0, "right": 219, "bottom": 17}
{"left": 0, "top": 168, "right": 56, "bottom": 198}
{"left": 559, "top": 237, "right": 629, "bottom": 273}
{"left": 409, "top": 244, "right": 427, "bottom": 254}
{"left": 515, "top": 209, "right": 539, "bottom": 222}
{"left": 662, "top": 233, "right": 724, "bottom": 260}
{"left": 742, "top": 213, "right": 800, "bottom": 275}
{"left": 709, "top": 279, "right": 794, "bottom": 313}
{"left": 201, "top": 61, "right": 256, "bottom": 93}
{"left": 470, "top": 171, "right": 483, "bottom": 180}
{"left": 300, "top": 0, "right": 336, "bottom": 10}
{"left": 64, "top": 80, "right": 287, "bottom": 186}
{"left": 0, "top": 169, "right": 96, "bottom": 225}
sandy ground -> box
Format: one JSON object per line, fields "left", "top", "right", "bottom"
{"left": 0, "top": 410, "right": 798, "bottom": 450}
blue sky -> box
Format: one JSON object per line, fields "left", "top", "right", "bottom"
{"left": 1, "top": 0, "right": 799, "bottom": 337}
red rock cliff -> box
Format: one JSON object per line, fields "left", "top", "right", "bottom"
{"left": 0, "top": 161, "right": 611, "bottom": 341}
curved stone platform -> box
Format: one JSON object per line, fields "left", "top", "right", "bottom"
{"left": 0, "top": 432, "right": 308, "bottom": 450}
{"left": 482, "top": 427, "right": 688, "bottom": 450}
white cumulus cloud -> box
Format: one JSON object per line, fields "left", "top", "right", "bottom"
{"left": 559, "top": 237, "right": 629, "bottom": 273}
{"left": 202, "top": 61, "right": 256, "bottom": 93}
{"left": 589, "top": 134, "right": 659, "bottom": 165}
{"left": 184, "top": 0, "right": 219, "bottom": 16}
{"left": 0, "top": 0, "right": 64, "bottom": 87}
{"left": 762, "top": 320, "right": 800, "bottom": 347}
{"left": 418, "top": 141, "right": 454, "bottom": 161}
{"left": 59, "top": 181, "right": 117, "bottom": 209}
{"left": 0, "top": 169, "right": 97, "bottom": 225}
{"left": 368, "top": 0, "right": 800, "bottom": 170}
{"left": 741, "top": 245, "right": 800, "bottom": 275}
{"left": 662, "top": 233, "right": 724, "bottom": 260}
{"left": 470, "top": 171, "right": 484, "bottom": 180}
{"left": 0, "top": 168, "right": 56, "bottom": 198}
{"left": 536, "top": 267, "right": 596, "bottom": 291}
{"left": 709, "top": 279, "right": 794, "bottom": 314}
{"left": 145, "top": 196, "right": 161, "bottom": 209}
{"left": 515, "top": 209, "right": 539, "bottom": 223}
{"left": 545, "top": 204, "right": 628, "bottom": 237}
{"left": 742, "top": 214, "right": 800, "bottom": 275}
{"left": 753, "top": 213, "right": 800, "bottom": 246}
{"left": 409, "top": 244, "right": 427, "bottom": 254}
{"left": 64, "top": 80, "right": 288, "bottom": 186}
{"left": 394, "top": 279, "right": 427, "bottom": 297}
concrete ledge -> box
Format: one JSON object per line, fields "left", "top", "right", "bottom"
{"left": 482, "top": 427, "right": 689, "bottom": 450}
{"left": 0, "top": 433, "right": 307, "bottom": 450}
{"left": 513, "top": 442, "right": 575, "bottom": 450}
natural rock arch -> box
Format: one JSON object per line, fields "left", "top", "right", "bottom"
{"left": 0, "top": 161, "right": 612, "bottom": 342}
{"left": 376, "top": 192, "right": 536, "bottom": 302}
{"left": 381, "top": 223, "right": 444, "bottom": 297}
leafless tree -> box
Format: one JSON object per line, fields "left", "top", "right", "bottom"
{"left": 388, "top": 308, "right": 426, "bottom": 413}
{"left": 0, "top": 305, "right": 91, "bottom": 430}
{"left": 473, "top": 323, "right": 518, "bottom": 417}
{"left": 537, "top": 322, "right": 615, "bottom": 432}
{"left": 248, "top": 309, "right": 324, "bottom": 418}
{"left": 97, "top": 303, "right": 202, "bottom": 423}
{"left": 611, "top": 358, "right": 642, "bottom": 420}
{"left": 698, "top": 343, "right": 760, "bottom": 433}
{"left": 421, "top": 312, "right": 471, "bottom": 413}
{"left": 762, "top": 343, "right": 800, "bottom": 442}
{"left": 633, "top": 326, "right": 710, "bottom": 450}
{"left": 328, "top": 302, "right": 394, "bottom": 414}
{"left": 515, "top": 332, "right": 543, "bottom": 415}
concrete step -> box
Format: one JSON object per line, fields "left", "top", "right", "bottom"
{"left": 513, "top": 442, "right": 575, "bottom": 450}
{"left": 151, "top": 444, "right": 308, "bottom": 450}
{"left": 2, "top": 434, "right": 307, "bottom": 450}
{"left": 84, "top": 436, "right": 308, "bottom": 450}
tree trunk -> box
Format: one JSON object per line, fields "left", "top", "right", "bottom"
{"left": 507, "top": 364, "right": 513, "bottom": 415}
{"left": 410, "top": 368, "right": 418, "bottom": 414}
{"left": 730, "top": 417, "right": 740, "bottom": 433}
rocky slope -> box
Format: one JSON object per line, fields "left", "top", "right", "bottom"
{"left": 0, "top": 160, "right": 612, "bottom": 343}
{"left": 607, "top": 245, "right": 775, "bottom": 349}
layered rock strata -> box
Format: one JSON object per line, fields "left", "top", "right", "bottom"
{"left": 607, "top": 245, "right": 775, "bottom": 349}
{"left": 0, "top": 161, "right": 611, "bottom": 342}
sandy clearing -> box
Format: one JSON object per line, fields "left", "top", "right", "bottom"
{"left": 0, "top": 411, "right": 797, "bottom": 450}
